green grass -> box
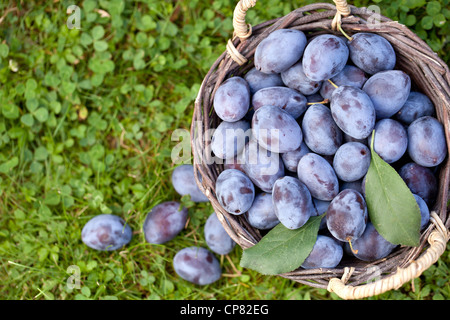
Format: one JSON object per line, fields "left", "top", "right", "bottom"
{"left": 0, "top": 0, "right": 449, "bottom": 300}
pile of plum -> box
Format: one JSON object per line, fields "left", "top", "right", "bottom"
{"left": 80, "top": 29, "right": 447, "bottom": 285}
{"left": 212, "top": 30, "right": 446, "bottom": 269}
{"left": 81, "top": 164, "right": 234, "bottom": 286}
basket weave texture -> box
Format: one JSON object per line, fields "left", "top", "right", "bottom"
{"left": 191, "top": 1, "right": 450, "bottom": 299}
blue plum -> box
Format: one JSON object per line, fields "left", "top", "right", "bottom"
{"left": 340, "top": 179, "right": 364, "bottom": 195}
{"left": 281, "top": 61, "right": 323, "bottom": 95}
{"left": 244, "top": 67, "right": 284, "bottom": 94}
{"left": 252, "top": 86, "right": 307, "bottom": 119}
{"left": 297, "top": 153, "right": 339, "bottom": 201}
{"left": 215, "top": 169, "right": 255, "bottom": 215}
{"left": 352, "top": 222, "right": 397, "bottom": 262}
{"left": 242, "top": 139, "right": 285, "bottom": 193}
{"left": 312, "top": 198, "right": 330, "bottom": 229}
{"left": 171, "top": 164, "right": 209, "bottom": 202}
{"left": 247, "top": 192, "right": 279, "bottom": 230}
{"left": 395, "top": 91, "right": 435, "bottom": 124}
{"left": 362, "top": 70, "right": 411, "bottom": 119}
{"left": 143, "top": 201, "right": 188, "bottom": 244}
{"left": 302, "top": 34, "right": 349, "bottom": 81}
{"left": 407, "top": 116, "right": 447, "bottom": 167}
{"left": 302, "top": 103, "right": 343, "bottom": 156}
{"left": 301, "top": 235, "right": 343, "bottom": 269}
{"left": 399, "top": 162, "right": 438, "bottom": 205}
{"left": 252, "top": 105, "right": 302, "bottom": 153}
{"left": 326, "top": 189, "right": 368, "bottom": 243}
{"left": 333, "top": 142, "right": 371, "bottom": 182}
{"left": 81, "top": 214, "right": 132, "bottom": 251}
{"left": 368, "top": 119, "right": 407, "bottom": 163}
{"left": 330, "top": 85, "right": 376, "bottom": 140}
{"left": 348, "top": 33, "right": 396, "bottom": 75}
{"left": 254, "top": 29, "right": 307, "bottom": 74}
{"left": 213, "top": 76, "right": 250, "bottom": 122}
{"left": 211, "top": 120, "right": 251, "bottom": 160}
{"left": 281, "top": 141, "right": 310, "bottom": 172}
{"left": 173, "top": 247, "right": 221, "bottom": 285}
{"left": 272, "top": 176, "right": 316, "bottom": 230}
{"left": 204, "top": 212, "right": 236, "bottom": 255}
{"left": 320, "top": 65, "right": 368, "bottom": 100}
{"left": 413, "top": 194, "right": 430, "bottom": 230}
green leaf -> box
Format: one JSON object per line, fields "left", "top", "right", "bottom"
{"left": 433, "top": 14, "right": 446, "bottom": 28}
{"left": 2, "top": 103, "right": 20, "bottom": 119}
{"left": 364, "top": 131, "right": 421, "bottom": 247}
{"left": 26, "top": 98, "right": 39, "bottom": 112}
{"left": 21, "top": 113, "right": 35, "bottom": 127}
{"left": 421, "top": 16, "right": 434, "bottom": 30}
{"left": 404, "top": 15, "right": 417, "bottom": 26}
{"left": 426, "top": 1, "right": 441, "bottom": 16}
{"left": 240, "top": 215, "right": 324, "bottom": 275}
{"left": 0, "top": 43, "right": 9, "bottom": 58}
{"left": 34, "top": 108, "right": 49, "bottom": 123}
{"left": 0, "top": 156, "right": 19, "bottom": 173}
{"left": 91, "top": 25, "right": 105, "bottom": 40}
{"left": 93, "top": 40, "right": 108, "bottom": 52}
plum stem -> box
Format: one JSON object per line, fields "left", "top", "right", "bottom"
{"left": 338, "top": 24, "right": 353, "bottom": 41}
{"left": 347, "top": 237, "right": 358, "bottom": 254}
{"left": 328, "top": 79, "right": 338, "bottom": 89}
{"left": 307, "top": 99, "right": 329, "bottom": 105}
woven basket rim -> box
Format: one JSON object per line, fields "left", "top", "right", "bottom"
{"left": 190, "top": 2, "right": 450, "bottom": 291}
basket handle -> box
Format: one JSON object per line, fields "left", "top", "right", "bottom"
{"left": 232, "top": 0, "right": 351, "bottom": 39}
{"left": 327, "top": 211, "right": 450, "bottom": 300}
{"left": 228, "top": 0, "right": 351, "bottom": 65}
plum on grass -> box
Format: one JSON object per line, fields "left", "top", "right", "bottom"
{"left": 333, "top": 142, "right": 371, "bottom": 182}
{"left": 330, "top": 85, "right": 376, "bottom": 140}
{"left": 302, "top": 103, "right": 343, "bottom": 156}
{"left": 252, "top": 105, "right": 302, "bottom": 153}
{"left": 81, "top": 214, "right": 132, "bottom": 251}
{"left": 211, "top": 120, "right": 250, "bottom": 160}
{"left": 281, "top": 141, "right": 310, "bottom": 172}
{"left": 272, "top": 176, "right": 316, "bottom": 230}
{"left": 171, "top": 164, "right": 209, "bottom": 202}
{"left": 173, "top": 247, "right": 221, "bottom": 285}
{"left": 281, "top": 61, "right": 322, "bottom": 96}
{"left": 213, "top": 76, "right": 250, "bottom": 122}
{"left": 216, "top": 169, "right": 255, "bottom": 215}
{"left": 242, "top": 139, "right": 285, "bottom": 193}
{"left": 348, "top": 33, "right": 396, "bottom": 75}
{"left": 297, "top": 153, "right": 339, "bottom": 201}
{"left": 352, "top": 222, "right": 397, "bottom": 262}
{"left": 301, "top": 235, "right": 343, "bottom": 269}
{"left": 368, "top": 119, "right": 408, "bottom": 164}
{"left": 362, "top": 70, "right": 411, "bottom": 119}
{"left": 244, "top": 67, "right": 284, "bottom": 94}
{"left": 252, "top": 86, "right": 307, "bottom": 119}
{"left": 395, "top": 91, "right": 435, "bottom": 124}
{"left": 247, "top": 192, "right": 279, "bottom": 230}
{"left": 407, "top": 116, "right": 447, "bottom": 167}
{"left": 254, "top": 29, "right": 307, "bottom": 74}
{"left": 320, "top": 65, "right": 368, "bottom": 100}
{"left": 326, "top": 189, "right": 368, "bottom": 245}
{"left": 302, "top": 34, "right": 349, "bottom": 81}
{"left": 399, "top": 162, "right": 438, "bottom": 205}
{"left": 204, "top": 212, "right": 236, "bottom": 255}
{"left": 143, "top": 201, "right": 188, "bottom": 244}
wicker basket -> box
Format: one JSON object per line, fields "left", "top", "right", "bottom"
{"left": 191, "top": 0, "right": 450, "bottom": 299}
